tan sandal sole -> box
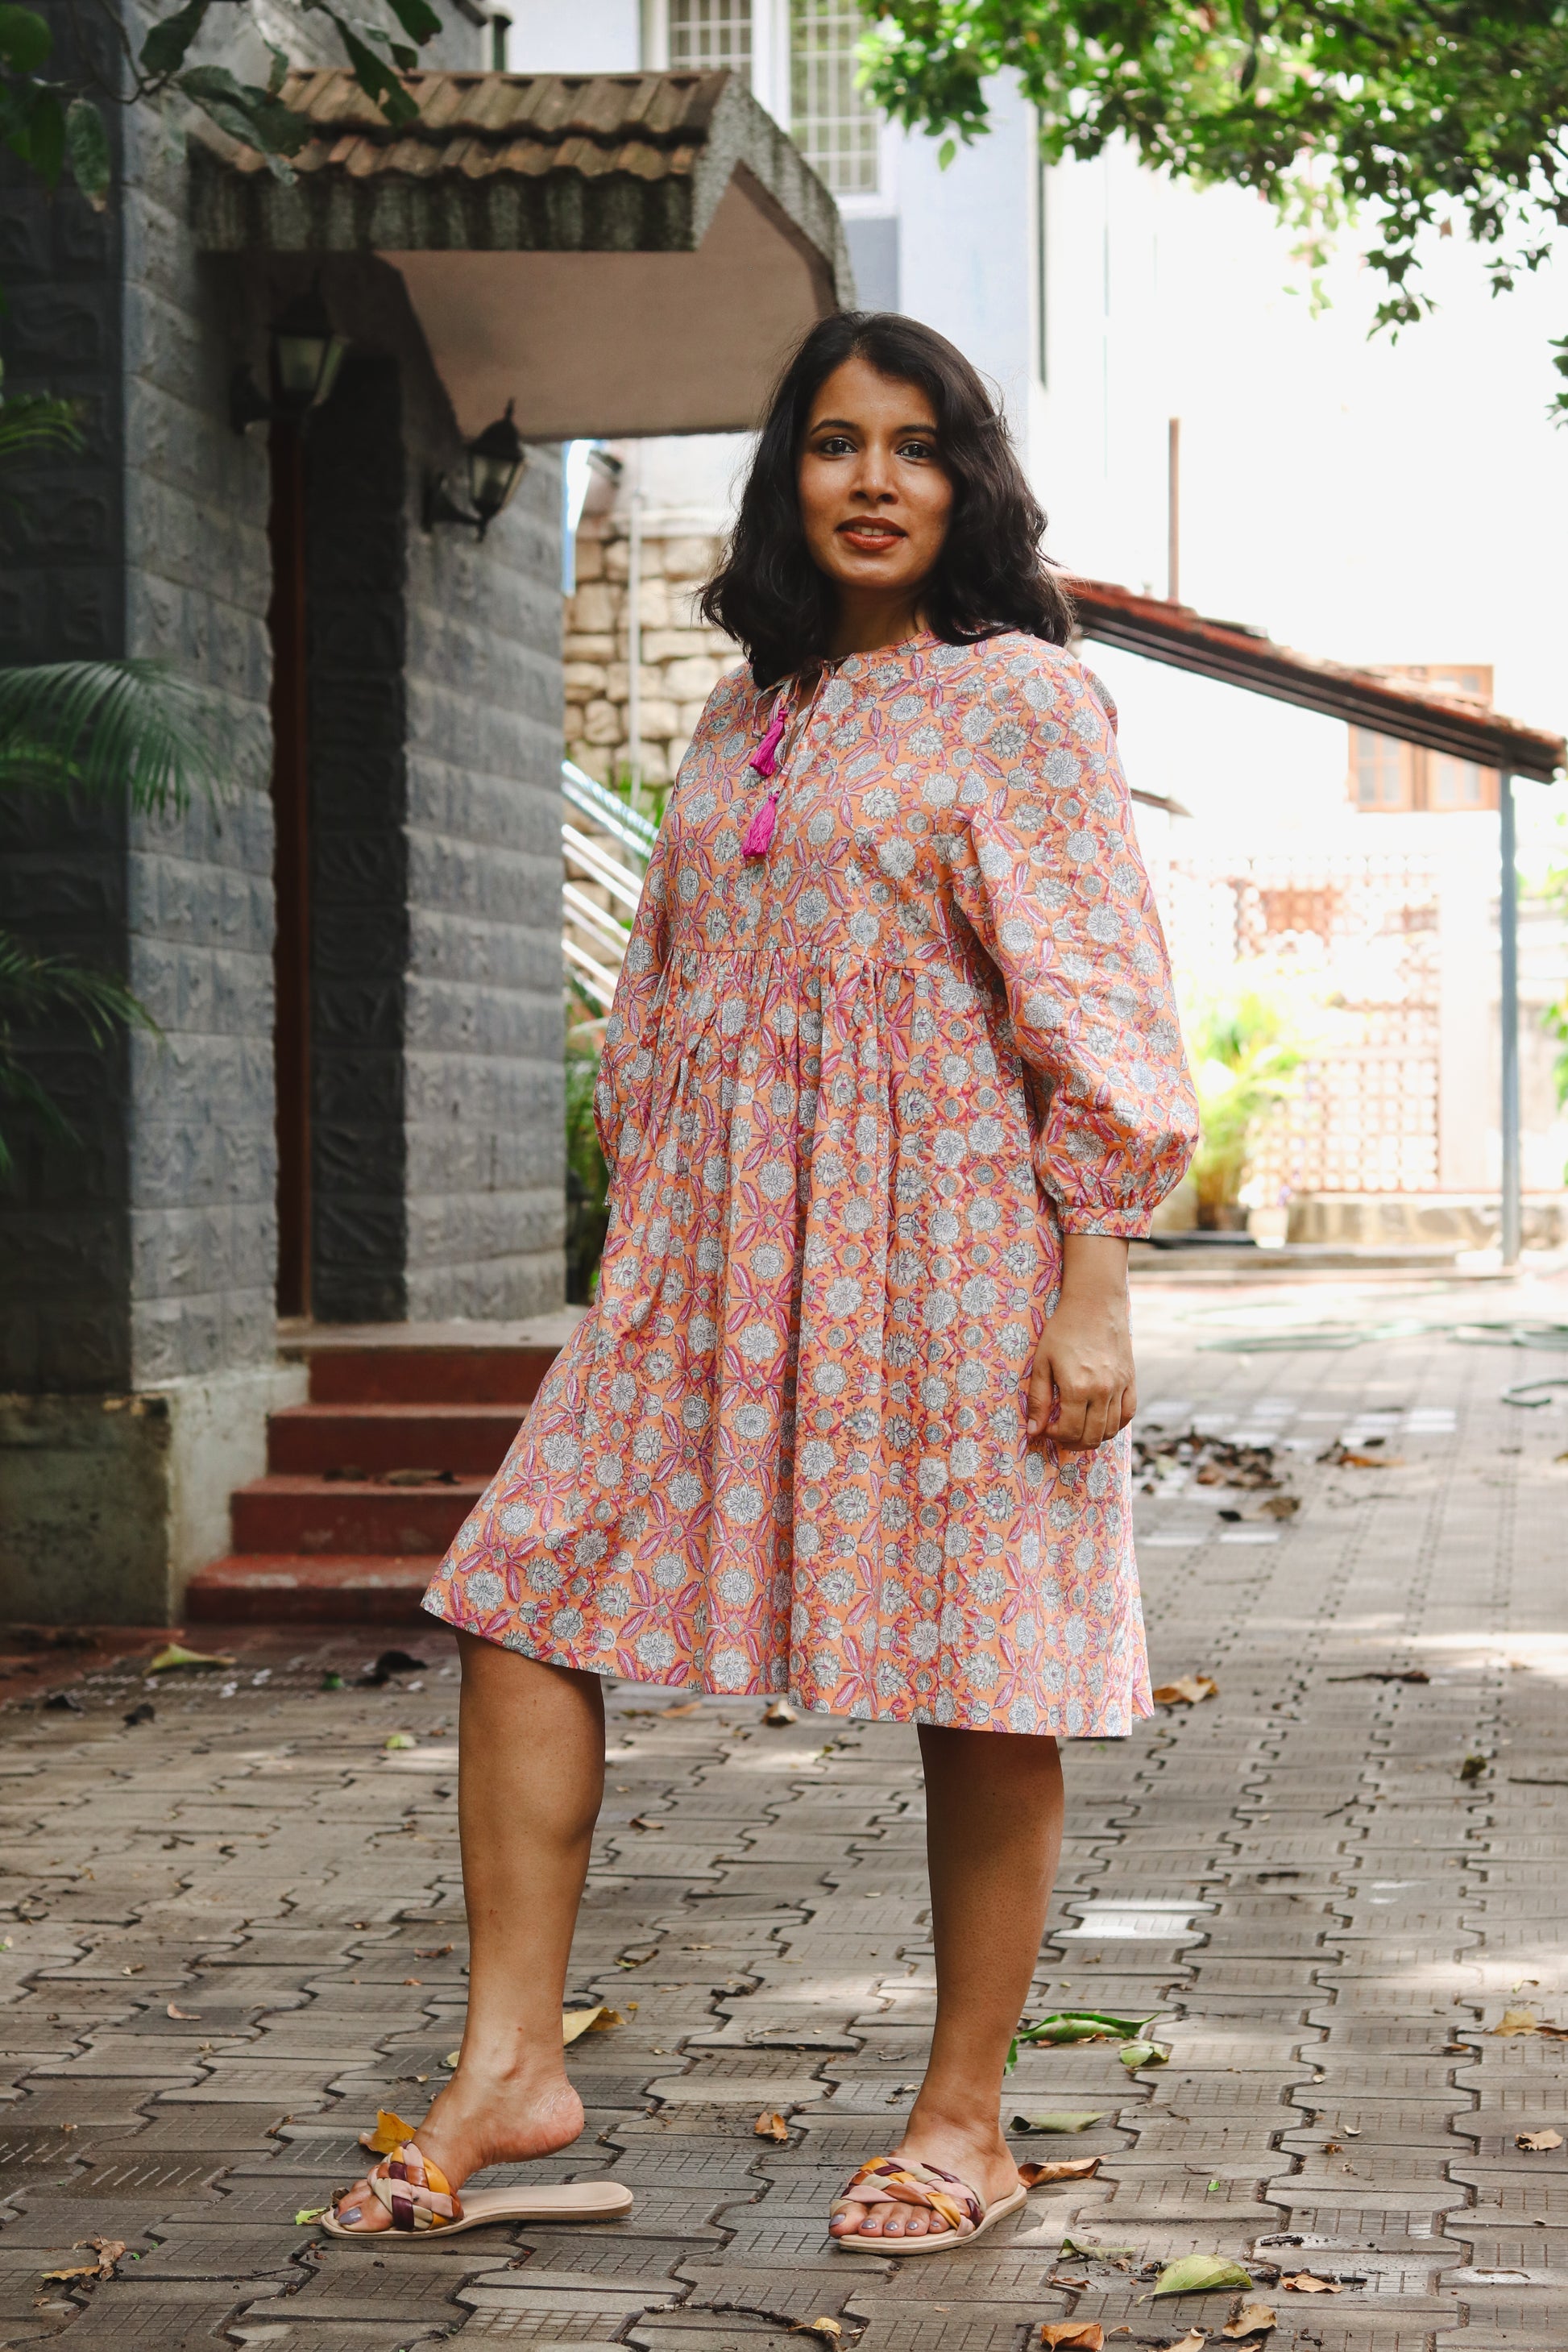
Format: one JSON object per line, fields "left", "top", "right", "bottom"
{"left": 832, "top": 2180, "right": 1028, "bottom": 2256}
{"left": 321, "top": 2180, "right": 633, "bottom": 2240}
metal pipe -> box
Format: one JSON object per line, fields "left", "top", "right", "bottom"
{"left": 626, "top": 456, "right": 643, "bottom": 809}
{"left": 1499, "top": 769, "right": 1522, "bottom": 1267}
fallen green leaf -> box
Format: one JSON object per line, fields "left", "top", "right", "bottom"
{"left": 321, "top": 1670, "right": 345, "bottom": 1690}
{"left": 294, "top": 2205, "right": 328, "bottom": 2225}
{"left": 1154, "top": 2254, "right": 1254, "bottom": 2298}
{"left": 1019, "top": 2010, "right": 1158, "bottom": 2046}
{"left": 148, "top": 1643, "right": 234, "bottom": 1673}
{"left": 1012, "top": 2110, "right": 1107, "bottom": 2134}
{"left": 384, "top": 1733, "right": 417, "bottom": 1750}
{"left": 1118, "top": 2039, "right": 1170, "bottom": 2069}
{"left": 1061, "top": 2236, "right": 1135, "bottom": 2259}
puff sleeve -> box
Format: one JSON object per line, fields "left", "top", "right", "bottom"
{"left": 950, "top": 647, "right": 1199, "bottom": 1236}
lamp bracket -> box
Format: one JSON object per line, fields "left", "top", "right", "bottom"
{"left": 423, "top": 470, "right": 489, "bottom": 539}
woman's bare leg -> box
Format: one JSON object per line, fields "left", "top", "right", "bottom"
{"left": 830, "top": 1725, "right": 1064, "bottom": 2239}
{"left": 332, "top": 1636, "right": 604, "bottom": 2231}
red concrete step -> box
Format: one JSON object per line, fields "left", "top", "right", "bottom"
{"left": 308, "top": 1346, "right": 558, "bottom": 1407}
{"left": 186, "top": 1556, "right": 439, "bottom": 1625}
{"left": 267, "top": 1403, "right": 521, "bottom": 1478}
{"left": 230, "top": 1475, "right": 481, "bottom": 1558}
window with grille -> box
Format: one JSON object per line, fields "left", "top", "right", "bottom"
{"left": 790, "top": 0, "right": 879, "bottom": 193}
{"left": 1429, "top": 754, "right": 1484, "bottom": 807}
{"left": 669, "top": 0, "right": 752, "bottom": 81}
{"left": 1351, "top": 731, "right": 1405, "bottom": 807}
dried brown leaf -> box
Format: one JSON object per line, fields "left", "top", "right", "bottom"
{"left": 1039, "top": 2327, "right": 1105, "bottom": 2350}
{"left": 1167, "top": 2333, "right": 1208, "bottom": 2352}
{"left": 1280, "top": 2272, "right": 1342, "bottom": 2294}
{"left": 1018, "top": 2155, "right": 1101, "bottom": 2185}
{"left": 755, "top": 2110, "right": 790, "bottom": 2142}
{"left": 1222, "top": 2304, "right": 1277, "bottom": 2338}
{"left": 1259, "top": 1495, "right": 1300, "bottom": 1519}
{"left": 1491, "top": 2006, "right": 1541, "bottom": 2036}
{"left": 659, "top": 1701, "right": 703, "bottom": 1716}
{"left": 1151, "top": 1675, "right": 1218, "bottom": 1706}
{"left": 166, "top": 2001, "right": 201, "bottom": 2019}
{"left": 1517, "top": 2128, "right": 1564, "bottom": 2151}
{"left": 789, "top": 2320, "right": 841, "bottom": 2342}
{"left": 361, "top": 2107, "right": 416, "bottom": 2155}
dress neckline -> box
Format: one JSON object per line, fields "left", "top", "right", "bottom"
{"left": 828, "top": 626, "right": 942, "bottom": 680}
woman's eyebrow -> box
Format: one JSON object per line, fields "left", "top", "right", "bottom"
{"left": 807, "top": 416, "right": 940, "bottom": 435}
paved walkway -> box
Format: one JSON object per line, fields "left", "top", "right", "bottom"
{"left": 2, "top": 1267, "right": 1566, "bottom": 2352}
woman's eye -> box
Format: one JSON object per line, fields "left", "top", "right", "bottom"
{"left": 816, "top": 433, "right": 856, "bottom": 455}
{"left": 898, "top": 438, "right": 937, "bottom": 461}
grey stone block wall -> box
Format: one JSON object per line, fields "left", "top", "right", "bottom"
{"left": 3, "top": 0, "right": 563, "bottom": 1396}
{"left": 404, "top": 445, "right": 567, "bottom": 1321}
{"left": 119, "top": 71, "right": 280, "bottom": 1390}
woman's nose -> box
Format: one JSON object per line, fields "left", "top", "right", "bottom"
{"left": 852, "top": 450, "right": 895, "bottom": 500}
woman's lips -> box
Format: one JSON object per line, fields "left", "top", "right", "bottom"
{"left": 837, "top": 522, "right": 905, "bottom": 549}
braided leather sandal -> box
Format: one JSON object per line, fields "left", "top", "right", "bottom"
{"left": 321, "top": 2140, "right": 633, "bottom": 2240}
{"left": 828, "top": 2153, "right": 1028, "bottom": 2255}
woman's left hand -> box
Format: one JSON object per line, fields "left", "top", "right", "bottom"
{"left": 1025, "top": 1236, "right": 1136, "bottom": 1450}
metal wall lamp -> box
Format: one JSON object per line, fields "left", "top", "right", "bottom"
{"left": 231, "top": 286, "right": 349, "bottom": 434}
{"left": 423, "top": 400, "right": 527, "bottom": 540}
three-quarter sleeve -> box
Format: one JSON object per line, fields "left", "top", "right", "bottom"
{"left": 593, "top": 822, "right": 672, "bottom": 1180}
{"left": 950, "top": 647, "right": 1198, "bottom": 1236}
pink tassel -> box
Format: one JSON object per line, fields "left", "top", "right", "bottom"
{"left": 740, "top": 790, "right": 780, "bottom": 857}
{"left": 749, "top": 699, "right": 788, "bottom": 777}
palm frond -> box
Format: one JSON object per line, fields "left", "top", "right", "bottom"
{"left": 0, "top": 932, "right": 160, "bottom": 1045}
{"left": 0, "top": 392, "right": 83, "bottom": 467}
{"left": 0, "top": 929, "right": 161, "bottom": 1184}
{"left": 0, "top": 658, "right": 228, "bottom": 814}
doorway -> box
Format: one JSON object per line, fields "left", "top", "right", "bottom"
{"left": 268, "top": 421, "right": 311, "bottom": 1318}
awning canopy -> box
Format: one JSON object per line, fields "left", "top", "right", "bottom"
{"left": 1071, "top": 578, "right": 1564, "bottom": 783}
{"left": 192, "top": 69, "right": 854, "bottom": 440}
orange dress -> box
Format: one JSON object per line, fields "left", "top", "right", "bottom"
{"left": 424, "top": 631, "right": 1197, "bottom": 1733}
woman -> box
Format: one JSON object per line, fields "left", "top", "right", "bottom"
{"left": 329, "top": 313, "right": 1197, "bottom": 2251}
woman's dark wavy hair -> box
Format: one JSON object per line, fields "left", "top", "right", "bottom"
{"left": 700, "top": 311, "right": 1074, "bottom": 690}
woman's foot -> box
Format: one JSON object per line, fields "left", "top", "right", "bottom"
{"left": 827, "top": 2109, "right": 1022, "bottom": 2241}
{"left": 330, "top": 2061, "right": 585, "bottom": 2234}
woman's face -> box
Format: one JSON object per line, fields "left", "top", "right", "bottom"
{"left": 797, "top": 356, "right": 953, "bottom": 610}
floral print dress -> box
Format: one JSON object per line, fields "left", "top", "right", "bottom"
{"left": 424, "top": 630, "right": 1198, "bottom": 1734}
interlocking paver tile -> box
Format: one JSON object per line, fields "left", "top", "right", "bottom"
{"left": 5, "top": 1271, "right": 1566, "bottom": 2350}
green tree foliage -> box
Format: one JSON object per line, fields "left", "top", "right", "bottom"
{"left": 861, "top": 0, "right": 1568, "bottom": 408}
{"left": 0, "top": 0, "right": 445, "bottom": 223}
{"left": 1182, "top": 974, "right": 1308, "bottom": 1226}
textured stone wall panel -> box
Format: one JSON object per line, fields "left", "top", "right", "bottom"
{"left": 400, "top": 428, "right": 565, "bottom": 1322}
{"left": 0, "top": 10, "right": 133, "bottom": 1396}
{"left": 305, "top": 353, "right": 411, "bottom": 1324}
{"left": 121, "top": 44, "right": 279, "bottom": 1387}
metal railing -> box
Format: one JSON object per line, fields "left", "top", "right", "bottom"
{"left": 561, "top": 759, "right": 657, "bottom": 865}
{"left": 561, "top": 758, "right": 654, "bottom": 1010}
